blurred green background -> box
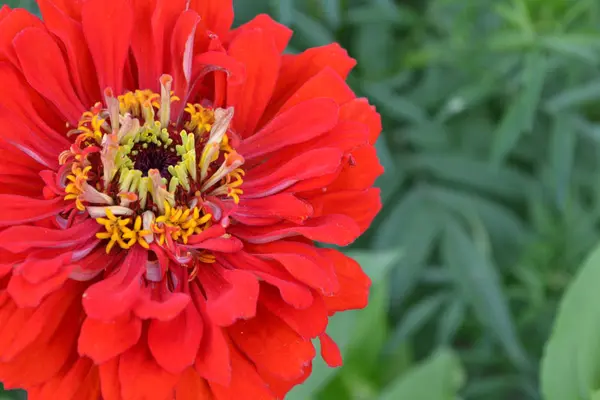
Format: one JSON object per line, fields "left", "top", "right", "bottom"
{"left": 5, "top": 0, "right": 600, "bottom": 399}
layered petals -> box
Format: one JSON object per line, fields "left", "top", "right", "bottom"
{"left": 0, "top": 2, "right": 382, "bottom": 399}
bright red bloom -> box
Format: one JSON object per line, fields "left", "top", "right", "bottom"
{"left": 0, "top": 0, "right": 383, "bottom": 399}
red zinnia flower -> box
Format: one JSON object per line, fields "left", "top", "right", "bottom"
{"left": 0, "top": 0, "right": 383, "bottom": 399}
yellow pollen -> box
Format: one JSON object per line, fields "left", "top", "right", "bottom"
{"left": 153, "top": 201, "right": 212, "bottom": 247}
{"left": 60, "top": 77, "right": 244, "bottom": 256}
{"left": 96, "top": 208, "right": 137, "bottom": 254}
{"left": 64, "top": 165, "right": 93, "bottom": 211}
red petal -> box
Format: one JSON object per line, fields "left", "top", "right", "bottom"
{"left": 340, "top": 98, "right": 382, "bottom": 144}
{"left": 0, "top": 9, "right": 43, "bottom": 67}
{"left": 0, "top": 5, "right": 10, "bottom": 21}
{"left": 186, "top": 236, "right": 243, "bottom": 253}
{"left": 261, "top": 363, "right": 313, "bottom": 399}
{"left": 0, "top": 219, "right": 98, "bottom": 253}
{"left": 0, "top": 107, "right": 60, "bottom": 170}
{"left": 176, "top": 367, "right": 214, "bottom": 400}
{"left": 238, "top": 98, "right": 339, "bottom": 160}
{"left": 13, "top": 27, "right": 85, "bottom": 122}
{"left": 130, "top": 0, "right": 158, "bottom": 90}
{"left": 0, "top": 283, "right": 79, "bottom": 361}
{"left": 250, "top": 241, "right": 339, "bottom": 295}
{"left": 148, "top": 301, "right": 203, "bottom": 373}
{"left": 230, "top": 215, "right": 361, "bottom": 246}
{"left": 134, "top": 282, "right": 191, "bottom": 321}
{"left": 264, "top": 43, "right": 356, "bottom": 121}
{"left": 209, "top": 346, "right": 274, "bottom": 400}
{"left": 0, "top": 62, "right": 67, "bottom": 145}
{"left": 82, "top": 0, "right": 133, "bottom": 94}
{"left": 227, "top": 27, "right": 280, "bottom": 137}
{"left": 326, "top": 145, "right": 383, "bottom": 192}
{"left": 0, "top": 293, "right": 81, "bottom": 388}
{"left": 320, "top": 249, "right": 371, "bottom": 313}
{"left": 7, "top": 264, "right": 74, "bottom": 307}
{"left": 27, "top": 357, "right": 101, "bottom": 400}
{"left": 260, "top": 285, "right": 328, "bottom": 339}
{"left": 99, "top": 359, "right": 121, "bottom": 400}
{"left": 38, "top": 0, "right": 100, "bottom": 106}
{"left": 242, "top": 148, "right": 343, "bottom": 199}
{"left": 229, "top": 14, "right": 291, "bottom": 53}
{"left": 189, "top": 0, "right": 233, "bottom": 38}
{"left": 307, "top": 188, "right": 382, "bottom": 234}
{"left": 319, "top": 333, "right": 343, "bottom": 367}
{"left": 118, "top": 340, "right": 179, "bottom": 400}
{"left": 170, "top": 9, "right": 200, "bottom": 114}
{"left": 78, "top": 314, "right": 142, "bottom": 364}
{"left": 277, "top": 67, "right": 355, "bottom": 115}
{"left": 236, "top": 194, "right": 313, "bottom": 224}
{"left": 193, "top": 287, "right": 232, "bottom": 386}
{"left": 151, "top": 0, "right": 188, "bottom": 88}
{"left": 13, "top": 250, "right": 71, "bottom": 284}
{"left": 223, "top": 252, "right": 314, "bottom": 310}
{"left": 229, "top": 305, "right": 315, "bottom": 380}
{"left": 82, "top": 247, "right": 146, "bottom": 321}
{"left": 196, "top": 264, "right": 259, "bottom": 326}
{"left": 0, "top": 195, "right": 66, "bottom": 227}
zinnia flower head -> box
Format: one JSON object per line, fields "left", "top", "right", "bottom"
{"left": 0, "top": 0, "right": 383, "bottom": 398}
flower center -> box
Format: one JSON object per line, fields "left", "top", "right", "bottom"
{"left": 59, "top": 75, "right": 244, "bottom": 254}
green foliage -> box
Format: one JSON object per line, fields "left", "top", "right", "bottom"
{"left": 3, "top": 0, "right": 600, "bottom": 399}
{"left": 541, "top": 243, "right": 600, "bottom": 400}
{"left": 233, "top": 0, "right": 600, "bottom": 399}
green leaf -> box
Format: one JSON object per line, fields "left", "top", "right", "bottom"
{"left": 379, "top": 349, "right": 465, "bottom": 400}
{"left": 548, "top": 114, "right": 577, "bottom": 209}
{"left": 405, "top": 153, "right": 533, "bottom": 202}
{"left": 271, "top": 0, "right": 294, "bottom": 25}
{"left": 491, "top": 52, "right": 547, "bottom": 164}
{"left": 387, "top": 292, "right": 451, "bottom": 349}
{"left": 442, "top": 219, "right": 530, "bottom": 371}
{"left": 437, "top": 299, "right": 466, "bottom": 345}
{"left": 541, "top": 243, "right": 600, "bottom": 400}
{"left": 545, "top": 78, "right": 600, "bottom": 112}
{"left": 291, "top": 10, "right": 335, "bottom": 47}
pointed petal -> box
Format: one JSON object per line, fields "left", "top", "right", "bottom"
{"left": 229, "top": 14, "right": 291, "bottom": 53}
{"left": 188, "top": 0, "right": 233, "bottom": 38}
{"left": 0, "top": 195, "right": 66, "bottom": 227}
{"left": 38, "top": 0, "right": 100, "bottom": 106}
{"left": 227, "top": 27, "right": 280, "bottom": 137}
{"left": 82, "top": 0, "right": 133, "bottom": 94}
{"left": 0, "top": 219, "right": 99, "bottom": 253}
{"left": 238, "top": 98, "right": 339, "bottom": 160}
{"left": 0, "top": 9, "right": 43, "bottom": 67}
{"left": 264, "top": 43, "right": 356, "bottom": 121}
{"left": 230, "top": 215, "right": 361, "bottom": 246}
{"left": 13, "top": 27, "right": 86, "bottom": 122}
{"left": 319, "top": 333, "right": 343, "bottom": 367}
